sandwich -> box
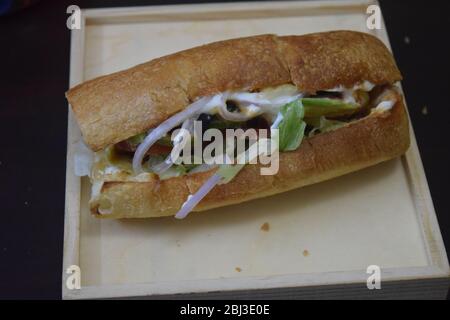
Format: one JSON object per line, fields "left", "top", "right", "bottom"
{"left": 65, "top": 30, "right": 410, "bottom": 219}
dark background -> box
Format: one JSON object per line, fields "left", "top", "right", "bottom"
{"left": 0, "top": 0, "right": 449, "bottom": 299}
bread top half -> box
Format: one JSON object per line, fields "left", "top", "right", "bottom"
{"left": 65, "top": 31, "right": 402, "bottom": 151}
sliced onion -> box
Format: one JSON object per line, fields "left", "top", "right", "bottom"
{"left": 175, "top": 173, "right": 222, "bottom": 219}
{"left": 151, "top": 155, "right": 173, "bottom": 174}
{"left": 173, "top": 117, "right": 195, "bottom": 144}
{"left": 229, "top": 92, "right": 271, "bottom": 106}
{"left": 270, "top": 112, "right": 284, "bottom": 129}
{"left": 154, "top": 118, "right": 197, "bottom": 175}
{"left": 132, "top": 96, "right": 213, "bottom": 173}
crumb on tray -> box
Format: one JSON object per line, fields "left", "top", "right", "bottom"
{"left": 260, "top": 222, "right": 270, "bottom": 232}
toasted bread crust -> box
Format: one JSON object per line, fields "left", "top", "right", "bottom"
{"left": 66, "top": 31, "right": 401, "bottom": 151}
{"left": 90, "top": 97, "right": 410, "bottom": 219}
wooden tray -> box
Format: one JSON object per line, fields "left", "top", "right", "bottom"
{"left": 63, "top": 0, "right": 449, "bottom": 299}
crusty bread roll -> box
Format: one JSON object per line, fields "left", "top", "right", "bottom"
{"left": 65, "top": 31, "right": 410, "bottom": 219}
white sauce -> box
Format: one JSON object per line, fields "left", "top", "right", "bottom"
{"left": 326, "top": 81, "right": 376, "bottom": 105}
{"left": 375, "top": 100, "right": 395, "bottom": 112}
{"left": 104, "top": 166, "right": 121, "bottom": 175}
{"left": 327, "top": 80, "right": 376, "bottom": 93}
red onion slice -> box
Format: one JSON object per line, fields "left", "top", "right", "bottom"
{"left": 175, "top": 173, "right": 222, "bottom": 219}
{"left": 132, "top": 96, "right": 213, "bottom": 173}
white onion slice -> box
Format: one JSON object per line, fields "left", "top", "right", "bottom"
{"left": 151, "top": 155, "right": 173, "bottom": 174}
{"left": 270, "top": 94, "right": 303, "bottom": 106}
{"left": 270, "top": 112, "right": 284, "bottom": 130}
{"left": 175, "top": 173, "right": 222, "bottom": 219}
{"left": 173, "top": 117, "right": 195, "bottom": 144}
{"left": 229, "top": 92, "right": 271, "bottom": 106}
{"left": 155, "top": 118, "right": 197, "bottom": 174}
{"left": 132, "top": 96, "right": 213, "bottom": 173}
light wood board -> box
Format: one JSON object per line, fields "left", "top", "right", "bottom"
{"left": 63, "top": 0, "right": 449, "bottom": 299}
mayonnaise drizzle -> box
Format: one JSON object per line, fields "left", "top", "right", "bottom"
{"left": 375, "top": 100, "right": 395, "bottom": 112}
{"left": 326, "top": 81, "right": 376, "bottom": 105}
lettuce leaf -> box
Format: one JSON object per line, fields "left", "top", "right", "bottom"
{"left": 278, "top": 99, "right": 307, "bottom": 152}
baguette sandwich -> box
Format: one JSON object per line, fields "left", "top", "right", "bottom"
{"left": 66, "top": 31, "right": 410, "bottom": 219}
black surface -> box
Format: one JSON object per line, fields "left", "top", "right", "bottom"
{"left": 0, "top": 0, "right": 449, "bottom": 300}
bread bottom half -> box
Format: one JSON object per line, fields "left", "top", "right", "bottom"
{"left": 90, "top": 98, "right": 410, "bottom": 219}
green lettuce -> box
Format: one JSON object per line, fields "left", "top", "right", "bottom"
{"left": 278, "top": 99, "right": 307, "bottom": 152}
